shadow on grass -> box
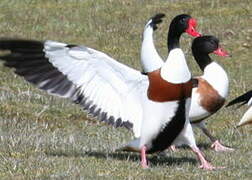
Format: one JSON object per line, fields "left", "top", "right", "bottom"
{"left": 175, "top": 143, "right": 210, "bottom": 150}
{"left": 197, "top": 143, "right": 212, "bottom": 150}
{"left": 45, "top": 149, "right": 197, "bottom": 167}
{"left": 176, "top": 142, "right": 235, "bottom": 151}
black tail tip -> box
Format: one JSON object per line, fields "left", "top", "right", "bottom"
{"left": 226, "top": 90, "right": 252, "bottom": 108}
{"left": 152, "top": 13, "right": 166, "bottom": 20}
{"left": 150, "top": 13, "right": 165, "bottom": 30}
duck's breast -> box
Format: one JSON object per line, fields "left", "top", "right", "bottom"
{"left": 189, "top": 77, "right": 225, "bottom": 121}
{"left": 147, "top": 69, "right": 193, "bottom": 102}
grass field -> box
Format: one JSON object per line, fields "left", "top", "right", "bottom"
{"left": 0, "top": 0, "right": 251, "bottom": 179}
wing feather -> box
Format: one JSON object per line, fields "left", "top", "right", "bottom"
{"left": 0, "top": 39, "right": 148, "bottom": 137}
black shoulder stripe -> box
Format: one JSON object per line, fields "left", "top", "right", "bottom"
{"left": 148, "top": 98, "right": 187, "bottom": 153}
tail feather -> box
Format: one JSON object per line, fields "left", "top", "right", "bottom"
{"left": 146, "top": 13, "right": 165, "bottom": 31}
{"left": 226, "top": 90, "right": 252, "bottom": 107}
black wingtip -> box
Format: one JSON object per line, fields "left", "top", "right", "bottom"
{"left": 226, "top": 90, "right": 252, "bottom": 107}
{"left": 150, "top": 13, "right": 165, "bottom": 30}
{"left": 0, "top": 38, "right": 44, "bottom": 52}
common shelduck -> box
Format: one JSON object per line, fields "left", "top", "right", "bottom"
{"left": 121, "top": 14, "right": 219, "bottom": 170}
{"left": 226, "top": 90, "right": 252, "bottom": 127}
{"left": 0, "top": 13, "right": 216, "bottom": 169}
{"left": 145, "top": 22, "right": 233, "bottom": 152}
{"left": 184, "top": 36, "right": 233, "bottom": 152}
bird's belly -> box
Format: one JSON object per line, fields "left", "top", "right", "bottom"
{"left": 139, "top": 100, "right": 178, "bottom": 148}
{"left": 146, "top": 98, "right": 189, "bottom": 153}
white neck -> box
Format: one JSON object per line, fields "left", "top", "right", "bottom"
{"left": 160, "top": 48, "right": 191, "bottom": 83}
{"left": 202, "top": 62, "right": 229, "bottom": 98}
{"left": 141, "top": 24, "right": 164, "bottom": 73}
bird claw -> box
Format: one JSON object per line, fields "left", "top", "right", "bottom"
{"left": 211, "top": 140, "right": 234, "bottom": 152}
{"left": 141, "top": 163, "right": 149, "bottom": 169}
{"left": 199, "top": 164, "right": 215, "bottom": 170}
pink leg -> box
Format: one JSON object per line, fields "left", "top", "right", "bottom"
{"left": 201, "top": 126, "right": 234, "bottom": 152}
{"left": 140, "top": 146, "right": 149, "bottom": 168}
{"left": 191, "top": 147, "right": 224, "bottom": 170}
{"left": 169, "top": 145, "right": 177, "bottom": 152}
{"left": 211, "top": 140, "right": 234, "bottom": 152}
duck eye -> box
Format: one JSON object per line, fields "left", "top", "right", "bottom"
{"left": 209, "top": 40, "right": 217, "bottom": 46}
{"left": 180, "top": 18, "right": 186, "bottom": 23}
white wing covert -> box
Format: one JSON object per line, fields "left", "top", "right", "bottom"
{"left": 44, "top": 40, "right": 148, "bottom": 137}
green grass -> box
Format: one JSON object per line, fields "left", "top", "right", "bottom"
{"left": 0, "top": 0, "right": 252, "bottom": 179}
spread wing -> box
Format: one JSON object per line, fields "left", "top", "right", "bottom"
{"left": 0, "top": 39, "right": 148, "bottom": 137}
